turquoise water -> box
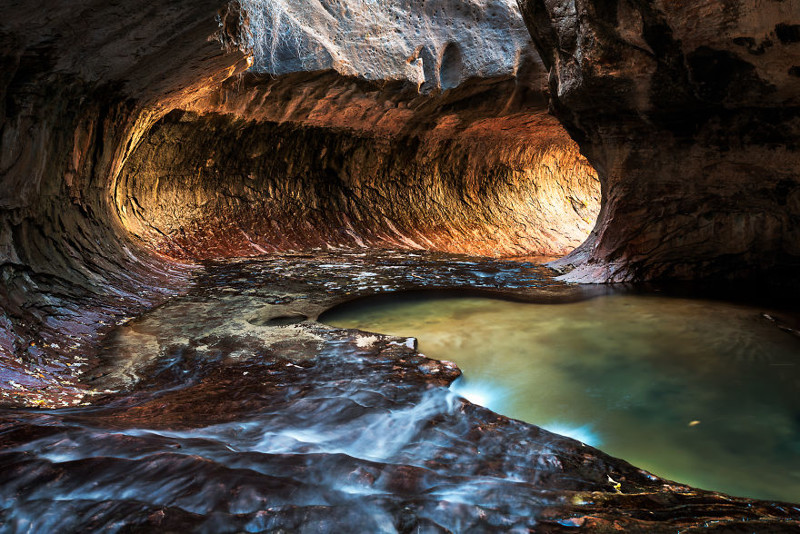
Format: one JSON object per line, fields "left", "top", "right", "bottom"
{"left": 323, "top": 293, "right": 800, "bottom": 503}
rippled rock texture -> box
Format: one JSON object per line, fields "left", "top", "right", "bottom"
{"left": 0, "top": 0, "right": 598, "bottom": 405}
{"left": 519, "top": 0, "right": 800, "bottom": 282}
{"left": 118, "top": 79, "right": 598, "bottom": 260}
{"left": 2, "top": 251, "right": 798, "bottom": 532}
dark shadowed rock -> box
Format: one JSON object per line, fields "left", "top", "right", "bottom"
{"left": 518, "top": 0, "right": 800, "bottom": 282}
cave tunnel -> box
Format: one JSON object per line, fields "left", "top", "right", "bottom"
{"left": 114, "top": 75, "right": 599, "bottom": 261}
{"left": 1, "top": 0, "right": 799, "bottom": 531}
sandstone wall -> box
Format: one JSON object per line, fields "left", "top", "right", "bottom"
{"left": 519, "top": 0, "right": 800, "bottom": 281}
{"left": 118, "top": 73, "right": 598, "bottom": 260}
{"left": 0, "top": 0, "right": 598, "bottom": 405}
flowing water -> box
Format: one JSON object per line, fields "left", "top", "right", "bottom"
{"left": 2, "top": 253, "right": 799, "bottom": 531}
{"left": 0, "top": 253, "right": 633, "bottom": 532}
{"left": 323, "top": 292, "right": 800, "bottom": 503}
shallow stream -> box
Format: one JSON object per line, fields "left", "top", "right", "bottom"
{"left": 1, "top": 251, "right": 798, "bottom": 531}
{"left": 323, "top": 292, "right": 800, "bottom": 502}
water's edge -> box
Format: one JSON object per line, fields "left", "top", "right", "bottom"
{"left": 1, "top": 250, "right": 798, "bottom": 532}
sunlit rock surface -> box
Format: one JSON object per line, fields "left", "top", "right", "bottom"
{"left": 519, "top": 0, "right": 800, "bottom": 282}
{"left": 1, "top": 0, "right": 799, "bottom": 529}
{"left": 0, "top": 0, "right": 600, "bottom": 407}
{"left": 136, "top": 0, "right": 599, "bottom": 260}
{"left": 118, "top": 89, "right": 598, "bottom": 260}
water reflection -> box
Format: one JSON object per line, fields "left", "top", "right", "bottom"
{"left": 323, "top": 293, "right": 800, "bottom": 502}
{"left": 2, "top": 252, "right": 798, "bottom": 530}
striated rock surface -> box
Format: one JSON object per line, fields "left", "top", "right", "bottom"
{"left": 118, "top": 75, "right": 598, "bottom": 260}
{"left": 519, "top": 0, "right": 800, "bottom": 282}
{"left": 0, "top": 0, "right": 249, "bottom": 406}
{"left": 0, "top": 0, "right": 600, "bottom": 402}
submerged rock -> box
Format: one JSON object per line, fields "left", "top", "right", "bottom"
{"left": 1, "top": 251, "right": 798, "bottom": 532}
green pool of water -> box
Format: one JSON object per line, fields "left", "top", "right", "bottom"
{"left": 323, "top": 293, "right": 800, "bottom": 503}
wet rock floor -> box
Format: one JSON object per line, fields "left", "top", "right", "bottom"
{"left": 1, "top": 250, "right": 799, "bottom": 532}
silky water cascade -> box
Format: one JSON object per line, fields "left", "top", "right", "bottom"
{"left": 1, "top": 0, "right": 799, "bottom": 532}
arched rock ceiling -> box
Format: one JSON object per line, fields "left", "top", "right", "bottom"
{"left": 0, "top": 0, "right": 599, "bottom": 406}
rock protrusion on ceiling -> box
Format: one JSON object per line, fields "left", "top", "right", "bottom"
{"left": 241, "top": 0, "right": 537, "bottom": 92}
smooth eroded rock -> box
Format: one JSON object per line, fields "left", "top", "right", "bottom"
{"left": 519, "top": 0, "right": 800, "bottom": 282}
